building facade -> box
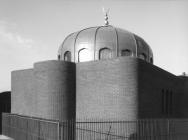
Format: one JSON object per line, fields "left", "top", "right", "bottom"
{"left": 11, "top": 25, "right": 188, "bottom": 121}
{"left": 3, "top": 24, "right": 188, "bottom": 140}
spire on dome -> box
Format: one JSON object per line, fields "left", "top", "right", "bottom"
{"left": 102, "top": 7, "right": 109, "bottom": 26}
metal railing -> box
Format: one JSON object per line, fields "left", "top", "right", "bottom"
{"left": 2, "top": 113, "right": 188, "bottom": 140}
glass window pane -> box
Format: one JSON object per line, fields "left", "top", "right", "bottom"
{"left": 79, "top": 49, "right": 92, "bottom": 62}
{"left": 138, "top": 53, "right": 147, "bottom": 60}
{"left": 64, "top": 51, "right": 71, "bottom": 62}
{"left": 99, "top": 48, "right": 112, "bottom": 60}
{"left": 121, "top": 49, "right": 132, "bottom": 56}
{"left": 150, "top": 57, "right": 153, "bottom": 63}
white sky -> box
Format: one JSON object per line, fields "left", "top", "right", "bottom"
{"left": 0, "top": 0, "right": 188, "bottom": 92}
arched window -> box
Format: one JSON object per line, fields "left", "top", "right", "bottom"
{"left": 138, "top": 53, "right": 147, "bottom": 60}
{"left": 64, "top": 51, "right": 71, "bottom": 62}
{"left": 57, "top": 55, "right": 61, "bottom": 60}
{"left": 78, "top": 48, "right": 92, "bottom": 62}
{"left": 150, "top": 57, "right": 153, "bottom": 63}
{"left": 121, "top": 49, "right": 132, "bottom": 57}
{"left": 99, "top": 48, "right": 112, "bottom": 60}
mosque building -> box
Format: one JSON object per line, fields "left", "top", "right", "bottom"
{"left": 2, "top": 14, "right": 188, "bottom": 140}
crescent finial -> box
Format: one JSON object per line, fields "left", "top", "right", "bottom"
{"left": 102, "top": 7, "right": 110, "bottom": 26}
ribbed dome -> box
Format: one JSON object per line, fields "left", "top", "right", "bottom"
{"left": 58, "top": 25, "right": 153, "bottom": 63}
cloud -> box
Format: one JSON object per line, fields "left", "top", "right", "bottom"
{"left": 0, "top": 20, "right": 45, "bottom": 92}
{"left": 0, "top": 20, "right": 34, "bottom": 49}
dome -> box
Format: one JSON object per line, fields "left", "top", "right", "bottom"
{"left": 58, "top": 25, "right": 153, "bottom": 64}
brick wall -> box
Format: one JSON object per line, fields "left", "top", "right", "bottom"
{"left": 11, "top": 60, "right": 76, "bottom": 121}
{"left": 137, "top": 59, "right": 185, "bottom": 118}
{"left": 76, "top": 57, "right": 188, "bottom": 120}
{"left": 34, "top": 60, "right": 76, "bottom": 120}
{"left": 11, "top": 57, "right": 188, "bottom": 121}
{"left": 76, "top": 57, "right": 139, "bottom": 121}
{"left": 11, "top": 69, "right": 35, "bottom": 116}
{"left": 176, "top": 76, "right": 188, "bottom": 117}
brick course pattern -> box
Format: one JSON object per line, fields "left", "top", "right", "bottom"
{"left": 11, "top": 60, "right": 76, "bottom": 121}
{"left": 76, "top": 57, "right": 138, "bottom": 121}
{"left": 11, "top": 57, "right": 188, "bottom": 121}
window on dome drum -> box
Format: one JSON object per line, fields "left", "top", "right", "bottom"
{"left": 64, "top": 51, "right": 71, "bottom": 62}
{"left": 78, "top": 48, "right": 92, "bottom": 62}
{"left": 138, "top": 53, "right": 147, "bottom": 60}
{"left": 121, "top": 49, "right": 132, "bottom": 57}
{"left": 99, "top": 48, "right": 112, "bottom": 60}
{"left": 150, "top": 57, "right": 153, "bottom": 63}
{"left": 58, "top": 55, "right": 61, "bottom": 60}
